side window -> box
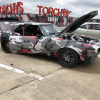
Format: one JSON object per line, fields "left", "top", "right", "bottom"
{"left": 24, "top": 25, "right": 43, "bottom": 36}
{"left": 88, "top": 24, "right": 92, "bottom": 29}
{"left": 14, "top": 25, "right": 43, "bottom": 36}
{"left": 88, "top": 24, "right": 100, "bottom": 30}
{"left": 14, "top": 25, "right": 23, "bottom": 35}
{"left": 79, "top": 25, "right": 87, "bottom": 29}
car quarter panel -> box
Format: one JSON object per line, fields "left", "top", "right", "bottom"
{"left": 86, "top": 29, "right": 100, "bottom": 39}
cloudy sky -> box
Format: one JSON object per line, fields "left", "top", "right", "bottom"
{"left": 0, "top": 0, "right": 100, "bottom": 19}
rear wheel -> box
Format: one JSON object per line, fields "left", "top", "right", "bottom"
{"left": 57, "top": 48, "right": 79, "bottom": 68}
{"left": 1, "top": 38, "right": 11, "bottom": 53}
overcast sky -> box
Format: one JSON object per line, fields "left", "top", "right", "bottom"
{"left": 0, "top": 0, "right": 100, "bottom": 19}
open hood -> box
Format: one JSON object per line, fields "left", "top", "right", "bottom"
{"left": 60, "top": 11, "right": 98, "bottom": 35}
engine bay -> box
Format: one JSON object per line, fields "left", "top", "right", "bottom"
{"left": 61, "top": 33, "right": 100, "bottom": 44}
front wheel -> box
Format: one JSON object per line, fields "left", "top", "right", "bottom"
{"left": 57, "top": 48, "right": 79, "bottom": 68}
{"left": 1, "top": 38, "right": 11, "bottom": 53}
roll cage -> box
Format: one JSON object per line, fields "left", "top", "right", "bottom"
{"left": 14, "top": 24, "right": 43, "bottom": 36}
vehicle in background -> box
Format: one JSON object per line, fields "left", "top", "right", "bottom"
{"left": 72, "top": 22, "right": 100, "bottom": 39}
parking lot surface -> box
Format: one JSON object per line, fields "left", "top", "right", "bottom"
{"left": 0, "top": 44, "right": 100, "bottom": 100}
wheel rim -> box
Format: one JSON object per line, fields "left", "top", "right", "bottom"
{"left": 3, "top": 40, "right": 9, "bottom": 51}
{"left": 61, "top": 50, "right": 75, "bottom": 65}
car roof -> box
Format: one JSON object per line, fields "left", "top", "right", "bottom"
{"left": 10, "top": 22, "right": 53, "bottom": 31}
{"left": 13, "top": 22, "right": 52, "bottom": 26}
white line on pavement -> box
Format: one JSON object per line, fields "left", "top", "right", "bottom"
{"left": 0, "top": 63, "right": 43, "bottom": 80}
{"left": 0, "top": 63, "right": 24, "bottom": 73}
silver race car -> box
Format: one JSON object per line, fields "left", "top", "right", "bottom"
{"left": 0, "top": 11, "right": 100, "bottom": 68}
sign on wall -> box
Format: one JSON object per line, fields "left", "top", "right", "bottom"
{"left": 37, "top": 5, "right": 72, "bottom": 16}
{"left": 0, "top": 2, "right": 24, "bottom": 14}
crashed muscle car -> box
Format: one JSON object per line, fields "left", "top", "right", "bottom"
{"left": 0, "top": 11, "right": 100, "bottom": 68}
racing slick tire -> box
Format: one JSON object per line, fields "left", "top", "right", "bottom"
{"left": 57, "top": 48, "right": 79, "bottom": 68}
{"left": 1, "top": 38, "right": 11, "bottom": 53}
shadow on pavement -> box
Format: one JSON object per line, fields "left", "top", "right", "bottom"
{"left": 1, "top": 48, "right": 100, "bottom": 75}
{"left": 64, "top": 57, "right": 100, "bottom": 74}
{"left": 19, "top": 53, "right": 100, "bottom": 74}
{"left": 18, "top": 53, "right": 59, "bottom": 64}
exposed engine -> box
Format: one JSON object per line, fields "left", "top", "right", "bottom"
{"left": 61, "top": 33, "right": 100, "bottom": 44}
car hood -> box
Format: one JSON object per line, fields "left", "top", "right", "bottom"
{"left": 60, "top": 11, "right": 98, "bottom": 35}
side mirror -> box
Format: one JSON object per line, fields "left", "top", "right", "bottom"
{"left": 36, "top": 34, "right": 41, "bottom": 38}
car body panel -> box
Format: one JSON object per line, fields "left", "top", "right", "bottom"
{"left": 85, "top": 29, "right": 100, "bottom": 38}
{"left": 73, "top": 28, "right": 87, "bottom": 36}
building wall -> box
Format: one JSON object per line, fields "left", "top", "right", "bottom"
{"left": 0, "top": 13, "right": 74, "bottom": 26}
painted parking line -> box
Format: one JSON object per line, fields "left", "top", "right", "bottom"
{"left": 0, "top": 63, "right": 43, "bottom": 80}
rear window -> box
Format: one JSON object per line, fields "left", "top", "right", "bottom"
{"left": 88, "top": 24, "right": 100, "bottom": 30}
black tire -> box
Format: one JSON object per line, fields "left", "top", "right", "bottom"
{"left": 1, "top": 38, "right": 11, "bottom": 53}
{"left": 57, "top": 48, "right": 79, "bottom": 68}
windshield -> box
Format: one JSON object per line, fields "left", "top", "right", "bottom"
{"left": 40, "top": 24, "right": 61, "bottom": 36}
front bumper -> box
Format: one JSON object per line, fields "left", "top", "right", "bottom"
{"left": 88, "top": 51, "right": 100, "bottom": 63}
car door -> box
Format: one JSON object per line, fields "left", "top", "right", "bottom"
{"left": 72, "top": 24, "right": 87, "bottom": 35}
{"left": 9, "top": 24, "right": 45, "bottom": 53}
{"left": 85, "top": 24, "right": 100, "bottom": 38}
